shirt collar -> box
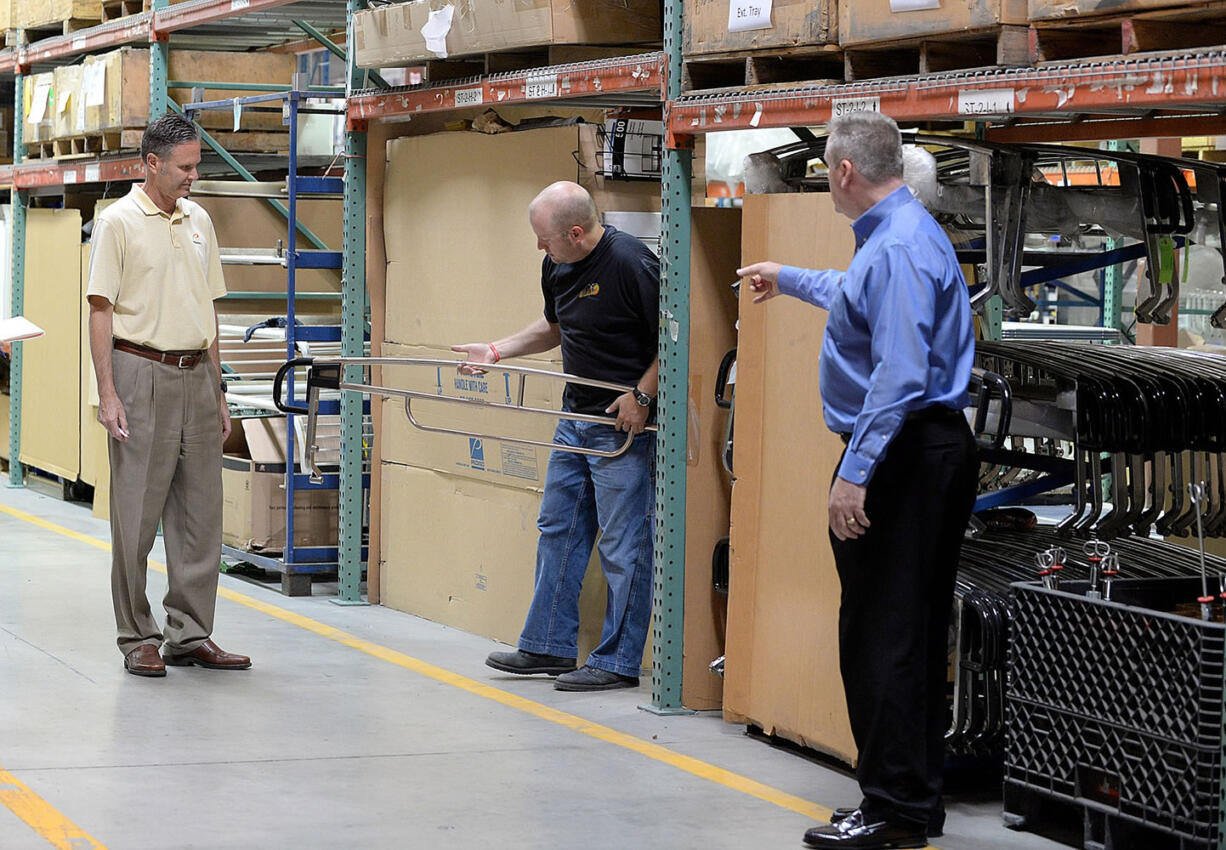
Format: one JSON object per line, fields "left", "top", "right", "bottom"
{"left": 851, "top": 185, "right": 913, "bottom": 249}
{"left": 131, "top": 184, "right": 187, "bottom": 220}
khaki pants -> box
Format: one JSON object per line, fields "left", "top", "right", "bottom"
{"left": 109, "top": 348, "right": 223, "bottom": 656}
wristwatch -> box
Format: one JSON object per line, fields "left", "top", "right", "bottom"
{"left": 632, "top": 387, "right": 654, "bottom": 408}
{"left": 219, "top": 379, "right": 229, "bottom": 394}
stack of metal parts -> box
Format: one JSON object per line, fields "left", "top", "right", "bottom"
{"left": 975, "top": 341, "right": 1226, "bottom": 540}
{"left": 948, "top": 526, "right": 1223, "bottom": 756}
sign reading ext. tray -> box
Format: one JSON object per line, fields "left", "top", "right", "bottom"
{"left": 831, "top": 96, "right": 881, "bottom": 118}
{"left": 957, "top": 89, "right": 1015, "bottom": 116}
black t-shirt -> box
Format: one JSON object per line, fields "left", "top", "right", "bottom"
{"left": 541, "top": 226, "right": 659, "bottom": 415}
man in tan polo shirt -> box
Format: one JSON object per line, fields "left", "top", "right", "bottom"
{"left": 87, "top": 113, "right": 250, "bottom": 677}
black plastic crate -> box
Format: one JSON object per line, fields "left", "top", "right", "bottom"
{"left": 1006, "top": 577, "right": 1226, "bottom": 847}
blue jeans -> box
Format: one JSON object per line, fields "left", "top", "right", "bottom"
{"left": 517, "top": 418, "right": 655, "bottom": 678}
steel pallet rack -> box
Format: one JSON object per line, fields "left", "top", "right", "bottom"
{"left": 3, "top": 0, "right": 367, "bottom": 602}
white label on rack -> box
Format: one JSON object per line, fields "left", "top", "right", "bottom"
{"left": 525, "top": 75, "right": 558, "bottom": 100}
{"left": 728, "top": 0, "right": 772, "bottom": 32}
{"left": 831, "top": 96, "right": 880, "bottom": 118}
{"left": 72, "top": 36, "right": 86, "bottom": 51}
{"left": 454, "top": 86, "right": 483, "bottom": 107}
{"left": 230, "top": 0, "right": 250, "bottom": 9}
{"left": 63, "top": 170, "right": 78, "bottom": 184}
{"left": 957, "top": 88, "right": 1015, "bottom": 115}
{"left": 85, "top": 164, "right": 100, "bottom": 183}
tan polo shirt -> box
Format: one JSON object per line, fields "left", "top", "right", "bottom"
{"left": 86, "top": 184, "right": 226, "bottom": 351}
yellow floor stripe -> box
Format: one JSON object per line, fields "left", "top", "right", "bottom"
{"left": 0, "top": 502, "right": 941, "bottom": 848}
{"left": 0, "top": 767, "right": 106, "bottom": 850}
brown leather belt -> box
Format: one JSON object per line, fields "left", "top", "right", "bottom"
{"left": 113, "top": 338, "right": 205, "bottom": 369}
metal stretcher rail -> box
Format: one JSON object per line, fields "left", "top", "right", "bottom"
{"left": 273, "top": 356, "right": 658, "bottom": 481}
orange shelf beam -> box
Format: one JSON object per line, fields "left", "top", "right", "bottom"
{"left": 667, "top": 52, "right": 1226, "bottom": 140}
{"left": 11, "top": 156, "right": 145, "bottom": 189}
{"left": 348, "top": 52, "right": 664, "bottom": 124}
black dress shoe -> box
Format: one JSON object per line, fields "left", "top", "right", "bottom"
{"left": 832, "top": 806, "right": 943, "bottom": 838}
{"left": 486, "top": 649, "right": 576, "bottom": 676}
{"left": 554, "top": 664, "right": 639, "bottom": 691}
{"left": 803, "top": 810, "right": 927, "bottom": 849}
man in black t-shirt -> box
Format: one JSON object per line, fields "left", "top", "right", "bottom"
{"left": 452, "top": 181, "right": 659, "bottom": 691}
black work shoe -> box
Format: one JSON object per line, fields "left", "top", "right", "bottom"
{"left": 832, "top": 807, "right": 943, "bottom": 838}
{"left": 803, "top": 810, "right": 927, "bottom": 849}
{"left": 554, "top": 664, "right": 639, "bottom": 691}
{"left": 485, "top": 649, "right": 576, "bottom": 676}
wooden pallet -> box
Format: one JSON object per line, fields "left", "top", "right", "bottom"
{"left": 101, "top": 0, "right": 149, "bottom": 22}
{"left": 4, "top": 15, "right": 102, "bottom": 45}
{"left": 53, "top": 135, "right": 104, "bottom": 158}
{"left": 21, "top": 141, "right": 56, "bottom": 160}
{"left": 681, "top": 44, "right": 844, "bottom": 94}
{"left": 1030, "top": 1, "right": 1226, "bottom": 63}
{"left": 843, "top": 25, "right": 1030, "bottom": 82}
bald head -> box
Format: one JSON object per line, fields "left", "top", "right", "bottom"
{"left": 529, "top": 181, "right": 599, "bottom": 234}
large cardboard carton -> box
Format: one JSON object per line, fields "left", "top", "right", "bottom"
{"left": 354, "top": 0, "right": 661, "bottom": 67}
{"left": 52, "top": 64, "right": 85, "bottom": 141}
{"left": 80, "top": 47, "right": 295, "bottom": 134}
{"left": 379, "top": 341, "right": 564, "bottom": 491}
{"left": 383, "top": 125, "right": 658, "bottom": 348}
{"left": 684, "top": 0, "right": 836, "bottom": 55}
{"left": 681, "top": 209, "right": 741, "bottom": 711}
{"left": 380, "top": 461, "right": 649, "bottom": 672}
{"left": 724, "top": 193, "right": 857, "bottom": 764}
{"left": 22, "top": 73, "right": 55, "bottom": 145}
{"left": 840, "top": 0, "right": 1027, "bottom": 45}
{"left": 21, "top": 208, "right": 82, "bottom": 481}
{"left": 15, "top": 0, "right": 100, "bottom": 29}
{"left": 222, "top": 417, "right": 339, "bottom": 552}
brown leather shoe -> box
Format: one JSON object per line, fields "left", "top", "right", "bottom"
{"left": 124, "top": 645, "right": 167, "bottom": 677}
{"left": 163, "top": 639, "right": 251, "bottom": 670}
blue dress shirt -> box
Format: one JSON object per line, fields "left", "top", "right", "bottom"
{"left": 776, "top": 186, "right": 974, "bottom": 485}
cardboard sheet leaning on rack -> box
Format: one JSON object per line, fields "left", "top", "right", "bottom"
{"left": 273, "top": 357, "right": 657, "bottom": 483}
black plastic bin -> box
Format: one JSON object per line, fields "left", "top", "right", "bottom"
{"left": 1006, "top": 577, "right": 1226, "bottom": 848}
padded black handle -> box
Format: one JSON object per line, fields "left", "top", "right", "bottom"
{"left": 971, "top": 368, "right": 1012, "bottom": 451}
{"left": 714, "top": 348, "right": 737, "bottom": 409}
{"left": 273, "top": 357, "right": 314, "bottom": 414}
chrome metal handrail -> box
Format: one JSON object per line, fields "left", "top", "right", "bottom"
{"left": 274, "top": 356, "right": 656, "bottom": 481}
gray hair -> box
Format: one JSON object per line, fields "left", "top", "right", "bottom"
{"left": 825, "top": 112, "right": 903, "bottom": 185}
{"left": 141, "top": 113, "right": 200, "bottom": 164}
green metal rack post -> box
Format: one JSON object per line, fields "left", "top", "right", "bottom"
{"left": 336, "top": 0, "right": 369, "bottom": 605}
{"left": 150, "top": 0, "right": 169, "bottom": 116}
{"left": 9, "top": 72, "right": 26, "bottom": 488}
{"left": 650, "top": 0, "right": 692, "bottom": 713}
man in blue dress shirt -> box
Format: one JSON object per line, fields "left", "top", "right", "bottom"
{"left": 738, "top": 111, "right": 978, "bottom": 850}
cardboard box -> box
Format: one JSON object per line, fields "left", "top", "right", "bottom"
{"left": 354, "top": 0, "right": 661, "bottom": 67}
{"left": 81, "top": 47, "right": 295, "bottom": 135}
{"left": 724, "top": 193, "right": 857, "bottom": 764}
{"left": 1029, "top": 0, "right": 1194, "bottom": 19}
{"left": 222, "top": 417, "right": 339, "bottom": 552}
{"left": 21, "top": 208, "right": 82, "bottom": 482}
{"left": 380, "top": 341, "right": 564, "bottom": 491}
{"left": 684, "top": 0, "right": 836, "bottom": 55}
{"left": 681, "top": 208, "right": 741, "bottom": 711}
{"left": 382, "top": 125, "right": 658, "bottom": 348}
{"left": 15, "top": 0, "right": 100, "bottom": 29}
{"left": 22, "top": 73, "right": 55, "bottom": 145}
{"left": 0, "top": 0, "right": 12, "bottom": 33}
{"left": 840, "top": 0, "right": 1027, "bottom": 45}
{"left": 53, "top": 64, "right": 86, "bottom": 141}
{"left": 380, "top": 461, "right": 648, "bottom": 672}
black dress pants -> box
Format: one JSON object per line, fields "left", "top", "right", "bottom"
{"left": 829, "top": 413, "right": 978, "bottom": 827}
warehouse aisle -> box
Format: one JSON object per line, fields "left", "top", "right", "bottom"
{"left": 0, "top": 486, "right": 1065, "bottom": 850}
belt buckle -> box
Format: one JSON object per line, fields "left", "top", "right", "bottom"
{"left": 177, "top": 354, "right": 193, "bottom": 369}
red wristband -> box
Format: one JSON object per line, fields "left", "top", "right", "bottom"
{"left": 488, "top": 342, "right": 501, "bottom": 363}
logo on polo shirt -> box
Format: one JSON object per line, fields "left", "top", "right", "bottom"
{"left": 579, "top": 282, "right": 600, "bottom": 299}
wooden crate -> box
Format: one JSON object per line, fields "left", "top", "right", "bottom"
{"left": 1030, "top": 1, "right": 1226, "bottom": 62}
{"left": 683, "top": 0, "right": 836, "bottom": 56}
{"left": 14, "top": 0, "right": 100, "bottom": 30}
{"left": 839, "top": 0, "right": 1028, "bottom": 45}
{"left": 52, "top": 64, "right": 85, "bottom": 141}
{"left": 1029, "top": 0, "right": 1211, "bottom": 20}
{"left": 83, "top": 46, "right": 295, "bottom": 135}
{"left": 21, "top": 72, "right": 54, "bottom": 146}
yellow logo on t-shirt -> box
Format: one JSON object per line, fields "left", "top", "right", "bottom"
{"left": 579, "top": 282, "right": 600, "bottom": 298}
